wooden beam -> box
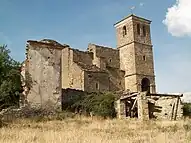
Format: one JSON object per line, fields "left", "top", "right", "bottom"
{"left": 131, "top": 98, "right": 137, "bottom": 110}
{"left": 150, "top": 93, "right": 183, "bottom": 97}
{"left": 120, "top": 93, "right": 138, "bottom": 100}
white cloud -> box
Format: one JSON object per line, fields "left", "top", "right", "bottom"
{"left": 139, "top": 2, "right": 144, "bottom": 7}
{"left": 163, "top": 0, "right": 191, "bottom": 37}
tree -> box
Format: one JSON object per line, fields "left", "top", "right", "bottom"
{"left": 0, "top": 45, "right": 23, "bottom": 110}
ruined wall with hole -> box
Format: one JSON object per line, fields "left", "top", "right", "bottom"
{"left": 150, "top": 96, "right": 183, "bottom": 120}
{"left": 25, "top": 41, "right": 63, "bottom": 108}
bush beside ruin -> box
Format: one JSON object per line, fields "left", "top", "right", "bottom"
{"left": 183, "top": 103, "right": 191, "bottom": 117}
{"left": 62, "top": 92, "right": 117, "bottom": 118}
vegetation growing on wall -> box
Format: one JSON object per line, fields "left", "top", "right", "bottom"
{"left": 0, "top": 45, "right": 23, "bottom": 110}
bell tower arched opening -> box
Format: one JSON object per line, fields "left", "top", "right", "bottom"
{"left": 141, "top": 78, "right": 150, "bottom": 92}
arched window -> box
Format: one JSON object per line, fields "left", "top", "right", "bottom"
{"left": 143, "top": 25, "right": 146, "bottom": 37}
{"left": 141, "top": 78, "right": 150, "bottom": 92}
{"left": 137, "top": 23, "right": 140, "bottom": 35}
{"left": 122, "top": 26, "right": 127, "bottom": 37}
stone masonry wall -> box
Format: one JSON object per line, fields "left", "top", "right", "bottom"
{"left": 61, "top": 47, "right": 71, "bottom": 89}
{"left": 115, "top": 15, "right": 155, "bottom": 93}
{"left": 73, "top": 49, "right": 93, "bottom": 66}
{"left": 137, "top": 92, "right": 149, "bottom": 120}
{"left": 115, "top": 18, "right": 134, "bottom": 48}
{"left": 119, "top": 43, "right": 135, "bottom": 74}
{"left": 134, "top": 44, "right": 154, "bottom": 76}
{"left": 107, "top": 68, "right": 125, "bottom": 91}
{"left": 25, "top": 41, "right": 63, "bottom": 108}
{"left": 88, "top": 44, "right": 120, "bottom": 69}
{"left": 62, "top": 47, "right": 85, "bottom": 91}
{"left": 151, "top": 96, "right": 183, "bottom": 120}
{"left": 119, "top": 43, "right": 137, "bottom": 91}
{"left": 133, "top": 19, "right": 152, "bottom": 45}
{"left": 70, "top": 63, "right": 85, "bottom": 90}
{"left": 84, "top": 71, "right": 109, "bottom": 92}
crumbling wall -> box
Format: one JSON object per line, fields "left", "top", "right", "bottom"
{"left": 150, "top": 96, "right": 183, "bottom": 120}
{"left": 61, "top": 47, "right": 71, "bottom": 89}
{"left": 61, "top": 48, "right": 85, "bottom": 90}
{"left": 115, "top": 92, "right": 183, "bottom": 120}
{"left": 73, "top": 49, "right": 93, "bottom": 66}
{"left": 69, "top": 63, "right": 85, "bottom": 90}
{"left": 88, "top": 44, "right": 120, "bottom": 69}
{"left": 25, "top": 40, "right": 63, "bottom": 108}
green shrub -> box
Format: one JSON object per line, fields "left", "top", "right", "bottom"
{"left": 63, "top": 92, "right": 117, "bottom": 118}
{"left": 183, "top": 103, "right": 191, "bottom": 116}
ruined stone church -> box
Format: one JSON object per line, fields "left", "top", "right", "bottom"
{"left": 21, "top": 14, "right": 183, "bottom": 120}
{"left": 61, "top": 14, "right": 156, "bottom": 94}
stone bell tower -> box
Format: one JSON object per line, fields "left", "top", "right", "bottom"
{"left": 114, "top": 14, "right": 156, "bottom": 93}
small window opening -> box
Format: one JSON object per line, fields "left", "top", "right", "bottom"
{"left": 122, "top": 26, "right": 127, "bottom": 37}
{"left": 95, "top": 82, "right": 99, "bottom": 90}
{"left": 89, "top": 49, "right": 93, "bottom": 52}
{"left": 137, "top": 24, "right": 140, "bottom": 35}
{"left": 48, "top": 57, "right": 50, "bottom": 59}
{"left": 143, "top": 25, "right": 146, "bottom": 37}
{"left": 119, "top": 81, "right": 121, "bottom": 86}
{"left": 109, "top": 59, "right": 112, "bottom": 62}
{"left": 143, "top": 55, "right": 146, "bottom": 61}
{"left": 88, "top": 74, "right": 92, "bottom": 78}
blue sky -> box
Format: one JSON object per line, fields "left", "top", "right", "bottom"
{"left": 0, "top": 0, "right": 191, "bottom": 93}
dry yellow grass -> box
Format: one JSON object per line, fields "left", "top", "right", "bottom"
{"left": 0, "top": 117, "right": 191, "bottom": 143}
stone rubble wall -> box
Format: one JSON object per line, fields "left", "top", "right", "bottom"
{"left": 24, "top": 40, "right": 63, "bottom": 108}
{"left": 115, "top": 92, "right": 183, "bottom": 120}
{"left": 151, "top": 96, "right": 183, "bottom": 120}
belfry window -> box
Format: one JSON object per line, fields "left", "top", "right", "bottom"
{"left": 122, "top": 26, "right": 127, "bottom": 37}
{"left": 137, "top": 23, "right": 140, "bottom": 35}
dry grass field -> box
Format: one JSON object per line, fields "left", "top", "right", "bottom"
{"left": 0, "top": 117, "right": 191, "bottom": 143}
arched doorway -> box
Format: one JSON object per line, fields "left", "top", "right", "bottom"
{"left": 141, "top": 78, "right": 150, "bottom": 92}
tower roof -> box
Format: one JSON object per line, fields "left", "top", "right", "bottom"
{"left": 114, "top": 14, "right": 152, "bottom": 27}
